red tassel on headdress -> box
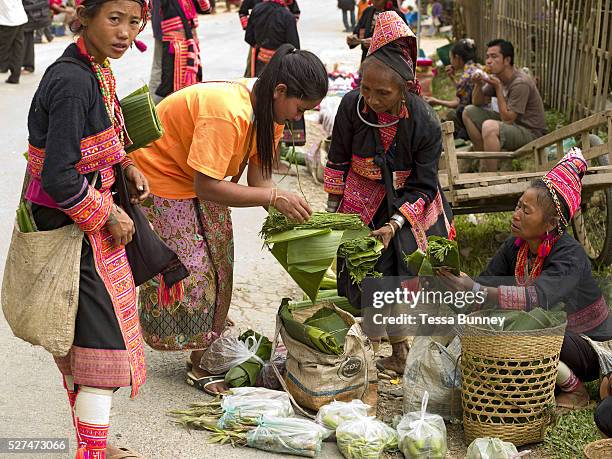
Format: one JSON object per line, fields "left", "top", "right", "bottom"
{"left": 134, "top": 39, "right": 147, "bottom": 52}
{"left": 157, "top": 275, "right": 185, "bottom": 307}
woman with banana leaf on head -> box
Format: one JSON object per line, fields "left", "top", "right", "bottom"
{"left": 440, "top": 148, "right": 612, "bottom": 425}
{"left": 325, "top": 11, "right": 455, "bottom": 375}
{"left": 131, "top": 44, "right": 327, "bottom": 394}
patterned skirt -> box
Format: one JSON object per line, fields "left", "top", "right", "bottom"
{"left": 138, "top": 195, "right": 234, "bottom": 351}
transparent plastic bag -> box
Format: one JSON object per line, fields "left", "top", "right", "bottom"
{"left": 336, "top": 416, "right": 398, "bottom": 459}
{"left": 217, "top": 388, "right": 294, "bottom": 428}
{"left": 315, "top": 399, "right": 371, "bottom": 432}
{"left": 199, "top": 334, "right": 265, "bottom": 375}
{"left": 255, "top": 344, "right": 287, "bottom": 390}
{"left": 246, "top": 415, "right": 328, "bottom": 457}
{"left": 466, "top": 437, "right": 529, "bottom": 459}
{"left": 397, "top": 391, "right": 447, "bottom": 459}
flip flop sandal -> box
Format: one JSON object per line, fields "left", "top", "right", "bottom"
{"left": 600, "top": 373, "right": 612, "bottom": 400}
{"left": 185, "top": 371, "right": 229, "bottom": 396}
{"left": 108, "top": 446, "right": 145, "bottom": 459}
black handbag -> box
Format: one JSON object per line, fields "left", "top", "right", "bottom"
{"left": 113, "top": 164, "right": 189, "bottom": 288}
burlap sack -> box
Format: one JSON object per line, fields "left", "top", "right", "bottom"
{"left": 280, "top": 304, "right": 377, "bottom": 413}
{"left": 2, "top": 223, "right": 82, "bottom": 357}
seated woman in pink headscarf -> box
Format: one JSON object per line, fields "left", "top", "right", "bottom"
{"left": 441, "top": 148, "right": 612, "bottom": 424}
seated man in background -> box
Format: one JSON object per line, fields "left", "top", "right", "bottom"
{"left": 463, "top": 39, "right": 547, "bottom": 172}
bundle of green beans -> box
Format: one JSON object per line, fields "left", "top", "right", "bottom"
{"left": 260, "top": 210, "right": 365, "bottom": 239}
{"left": 338, "top": 237, "right": 384, "bottom": 284}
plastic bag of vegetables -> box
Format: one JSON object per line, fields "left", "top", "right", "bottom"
{"left": 217, "top": 387, "right": 294, "bottom": 428}
{"left": 199, "top": 332, "right": 266, "bottom": 375}
{"left": 397, "top": 391, "right": 447, "bottom": 459}
{"left": 465, "top": 437, "right": 528, "bottom": 459}
{"left": 315, "top": 399, "right": 371, "bottom": 433}
{"left": 246, "top": 415, "right": 328, "bottom": 457}
{"left": 336, "top": 416, "right": 398, "bottom": 459}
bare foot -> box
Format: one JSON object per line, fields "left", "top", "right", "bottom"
{"left": 556, "top": 383, "right": 590, "bottom": 410}
{"left": 188, "top": 350, "right": 229, "bottom": 394}
{"left": 600, "top": 372, "right": 612, "bottom": 400}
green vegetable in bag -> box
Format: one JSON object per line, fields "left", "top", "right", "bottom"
{"left": 246, "top": 415, "right": 327, "bottom": 457}
{"left": 336, "top": 416, "right": 398, "bottom": 459}
{"left": 224, "top": 330, "right": 271, "bottom": 388}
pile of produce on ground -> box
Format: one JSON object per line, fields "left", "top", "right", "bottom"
{"left": 261, "top": 210, "right": 383, "bottom": 301}
{"left": 171, "top": 390, "right": 407, "bottom": 458}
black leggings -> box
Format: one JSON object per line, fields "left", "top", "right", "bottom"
{"left": 560, "top": 331, "right": 601, "bottom": 382}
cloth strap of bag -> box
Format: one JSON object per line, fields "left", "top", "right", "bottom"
{"left": 269, "top": 309, "right": 372, "bottom": 418}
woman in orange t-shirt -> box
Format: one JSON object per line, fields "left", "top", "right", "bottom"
{"left": 131, "top": 44, "right": 327, "bottom": 393}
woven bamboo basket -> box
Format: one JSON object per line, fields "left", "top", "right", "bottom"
{"left": 459, "top": 311, "right": 566, "bottom": 446}
{"left": 584, "top": 439, "right": 612, "bottom": 459}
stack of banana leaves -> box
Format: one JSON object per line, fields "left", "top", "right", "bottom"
{"left": 261, "top": 210, "right": 384, "bottom": 302}
{"left": 120, "top": 85, "right": 164, "bottom": 153}
{"left": 477, "top": 308, "right": 567, "bottom": 332}
{"left": 279, "top": 297, "right": 350, "bottom": 355}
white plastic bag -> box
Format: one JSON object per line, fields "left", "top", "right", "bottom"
{"left": 466, "top": 437, "right": 529, "bottom": 459}
{"left": 336, "top": 416, "right": 398, "bottom": 459}
{"left": 217, "top": 387, "right": 294, "bottom": 428}
{"left": 403, "top": 336, "right": 462, "bottom": 421}
{"left": 397, "top": 391, "right": 447, "bottom": 459}
{"left": 256, "top": 344, "right": 287, "bottom": 390}
{"left": 199, "top": 334, "right": 265, "bottom": 375}
{"left": 246, "top": 415, "right": 328, "bottom": 457}
{"left": 315, "top": 399, "right": 371, "bottom": 432}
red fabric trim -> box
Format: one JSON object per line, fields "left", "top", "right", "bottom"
{"left": 120, "top": 156, "right": 134, "bottom": 170}
{"left": 63, "top": 187, "right": 112, "bottom": 233}
{"left": 257, "top": 47, "right": 276, "bottom": 63}
{"left": 567, "top": 295, "right": 609, "bottom": 334}
{"left": 393, "top": 170, "right": 411, "bottom": 189}
{"left": 351, "top": 154, "right": 382, "bottom": 181}
{"left": 240, "top": 15, "right": 248, "bottom": 29}
{"left": 498, "top": 285, "right": 527, "bottom": 310}
{"left": 323, "top": 166, "right": 345, "bottom": 195}
{"left": 76, "top": 419, "right": 109, "bottom": 458}
{"left": 338, "top": 169, "right": 386, "bottom": 225}
{"left": 54, "top": 345, "right": 131, "bottom": 388}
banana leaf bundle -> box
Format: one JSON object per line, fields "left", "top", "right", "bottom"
{"left": 477, "top": 308, "right": 567, "bottom": 332}
{"left": 280, "top": 298, "right": 349, "bottom": 355}
{"left": 16, "top": 201, "right": 36, "bottom": 233}
{"left": 119, "top": 85, "right": 164, "bottom": 153}
{"left": 262, "top": 210, "right": 380, "bottom": 302}
{"left": 405, "top": 236, "right": 460, "bottom": 276}
{"left": 261, "top": 210, "right": 365, "bottom": 238}
{"left": 224, "top": 330, "right": 272, "bottom": 388}
{"left": 338, "top": 237, "right": 384, "bottom": 284}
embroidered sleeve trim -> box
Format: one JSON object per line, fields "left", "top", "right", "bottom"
{"left": 498, "top": 285, "right": 527, "bottom": 310}
{"left": 120, "top": 156, "right": 134, "bottom": 170}
{"left": 63, "top": 186, "right": 112, "bottom": 233}
{"left": 324, "top": 166, "right": 346, "bottom": 195}
{"left": 56, "top": 177, "right": 89, "bottom": 208}
{"left": 398, "top": 198, "right": 426, "bottom": 226}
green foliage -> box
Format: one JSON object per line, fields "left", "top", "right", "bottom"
{"left": 544, "top": 408, "right": 601, "bottom": 458}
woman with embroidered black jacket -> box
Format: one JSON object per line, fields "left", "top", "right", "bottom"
{"left": 325, "top": 11, "right": 454, "bottom": 374}
{"left": 24, "top": 0, "right": 153, "bottom": 456}
{"left": 441, "top": 148, "right": 612, "bottom": 430}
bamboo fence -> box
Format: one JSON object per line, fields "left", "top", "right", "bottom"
{"left": 453, "top": 0, "right": 612, "bottom": 122}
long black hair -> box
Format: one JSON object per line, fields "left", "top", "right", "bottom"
{"left": 451, "top": 38, "right": 476, "bottom": 64}
{"left": 253, "top": 44, "right": 328, "bottom": 178}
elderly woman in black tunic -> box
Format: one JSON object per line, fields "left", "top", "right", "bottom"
{"left": 441, "top": 148, "right": 612, "bottom": 436}
{"left": 325, "top": 11, "right": 454, "bottom": 374}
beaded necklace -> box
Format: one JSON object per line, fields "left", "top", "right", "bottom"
{"left": 514, "top": 236, "right": 559, "bottom": 286}
{"left": 77, "top": 37, "right": 125, "bottom": 145}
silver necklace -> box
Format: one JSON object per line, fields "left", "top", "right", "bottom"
{"left": 356, "top": 95, "right": 400, "bottom": 128}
